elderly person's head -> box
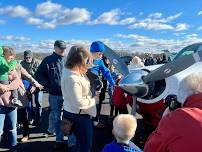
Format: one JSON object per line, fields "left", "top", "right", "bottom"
{"left": 65, "top": 45, "right": 92, "bottom": 74}
{"left": 112, "top": 114, "right": 137, "bottom": 144}
{"left": 163, "top": 73, "right": 202, "bottom": 117}
{"left": 131, "top": 56, "right": 144, "bottom": 67}
{"left": 178, "top": 73, "right": 202, "bottom": 105}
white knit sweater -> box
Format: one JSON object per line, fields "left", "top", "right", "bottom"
{"left": 61, "top": 68, "right": 96, "bottom": 115}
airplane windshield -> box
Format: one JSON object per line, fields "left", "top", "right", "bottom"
{"left": 174, "top": 43, "right": 202, "bottom": 60}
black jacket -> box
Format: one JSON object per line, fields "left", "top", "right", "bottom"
{"left": 35, "top": 52, "right": 63, "bottom": 96}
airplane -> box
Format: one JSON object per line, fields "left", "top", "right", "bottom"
{"left": 101, "top": 42, "right": 202, "bottom": 135}
{"left": 103, "top": 42, "right": 202, "bottom": 114}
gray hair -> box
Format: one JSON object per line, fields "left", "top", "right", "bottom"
{"left": 178, "top": 72, "right": 202, "bottom": 105}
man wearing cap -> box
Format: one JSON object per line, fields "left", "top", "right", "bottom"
{"left": 20, "top": 50, "right": 42, "bottom": 125}
{"left": 89, "top": 41, "right": 115, "bottom": 127}
{"left": 35, "top": 40, "right": 66, "bottom": 150}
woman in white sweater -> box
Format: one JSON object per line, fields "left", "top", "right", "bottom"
{"left": 61, "top": 45, "right": 96, "bottom": 152}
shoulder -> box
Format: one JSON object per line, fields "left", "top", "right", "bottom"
{"left": 102, "top": 143, "right": 113, "bottom": 152}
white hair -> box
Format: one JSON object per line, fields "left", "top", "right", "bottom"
{"left": 178, "top": 72, "right": 202, "bottom": 105}
{"left": 113, "top": 114, "right": 137, "bottom": 144}
{"left": 131, "top": 56, "right": 144, "bottom": 67}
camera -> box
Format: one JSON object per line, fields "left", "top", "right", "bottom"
{"left": 165, "top": 94, "right": 181, "bottom": 111}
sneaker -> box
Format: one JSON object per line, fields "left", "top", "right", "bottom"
{"left": 12, "top": 98, "right": 23, "bottom": 107}
{"left": 53, "top": 142, "right": 65, "bottom": 151}
{"left": 43, "top": 131, "right": 55, "bottom": 138}
{"left": 28, "top": 119, "right": 34, "bottom": 125}
{"left": 95, "top": 122, "right": 105, "bottom": 128}
{"left": 21, "top": 136, "right": 29, "bottom": 143}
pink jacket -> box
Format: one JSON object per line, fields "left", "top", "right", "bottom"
{"left": 0, "top": 69, "right": 21, "bottom": 106}
{"left": 144, "top": 93, "right": 202, "bottom": 152}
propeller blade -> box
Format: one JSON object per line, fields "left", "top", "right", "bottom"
{"left": 103, "top": 44, "right": 129, "bottom": 76}
{"left": 143, "top": 50, "right": 202, "bottom": 83}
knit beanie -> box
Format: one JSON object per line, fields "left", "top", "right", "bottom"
{"left": 90, "top": 41, "right": 105, "bottom": 53}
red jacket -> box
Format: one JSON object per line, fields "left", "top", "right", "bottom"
{"left": 112, "top": 79, "right": 127, "bottom": 108}
{"left": 144, "top": 93, "right": 202, "bottom": 152}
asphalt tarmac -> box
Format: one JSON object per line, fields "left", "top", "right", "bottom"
{"left": 0, "top": 93, "right": 144, "bottom": 152}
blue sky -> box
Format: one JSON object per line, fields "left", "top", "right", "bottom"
{"left": 0, "top": 0, "right": 202, "bottom": 53}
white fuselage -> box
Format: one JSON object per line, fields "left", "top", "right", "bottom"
{"left": 129, "top": 62, "right": 202, "bottom": 104}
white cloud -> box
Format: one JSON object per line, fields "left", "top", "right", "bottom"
{"left": 148, "top": 12, "right": 162, "bottom": 19}
{"left": 115, "top": 33, "right": 202, "bottom": 52}
{"left": 26, "top": 17, "right": 43, "bottom": 25}
{"left": 0, "top": 5, "right": 31, "bottom": 17}
{"left": 57, "top": 8, "right": 90, "bottom": 24}
{"left": 198, "top": 11, "right": 202, "bottom": 16}
{"left": 197, "top": 26, "right": 202, "bottom": 30}
{"left": 129, "top": 21, "right": 173, "bottom": 30}
{"left": 175, "top": 23, "right": 189, "bottom": 31}
{"left": 35, "top": 1, "right": 62, "bottom": 18}
{"left": 38, "top": 22, "right": 56, "bottom": 29}
{"left": 90, "top": 9, "right": 121, "bottom": 25}
{"left": 0, "top": 35, "right": 31, "bottom": 41}
{"left": 120, "top": 17, "right": 136, "bottom": 25}
{"left": 128, "top": 12, "right": 185, "bottom": 31}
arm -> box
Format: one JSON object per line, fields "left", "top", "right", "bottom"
{"left": 34, "top": 59, "right": 49, "bottom": 89}
{"left": 144, "top": 116, "right": 172, "bottom": 152}
{"left": 7, "top": 74, "right": 20, "bottom": 90}
{"left": 99, "top": 60, "right": 115, "bottom": 86}
{"left": 8, "top": 59, "right": 17, "bottom": 71}
{"left": 68, "top": 77, "right": 95, "bottom": 110}
{"left": 20, "top": 64, "right": 42, "bottom": 88}
{"left": 0, "top": 56, "right": 9, "bottom": 75}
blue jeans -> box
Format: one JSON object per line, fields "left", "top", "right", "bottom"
{"left": 0, "top": 106, "right": 17, "bottom": 148}
{"left": 34, "top": 91, "right": 43, "bottom": 121}
{"left": 63, "top": 110, "right": 93, "bottom": 152}
{"left": 48, "top": 94, "right": 64, "bottom": 142}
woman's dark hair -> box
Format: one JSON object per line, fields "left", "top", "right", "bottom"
{"left": 65, "top": 45, "right": 92, "bottom": 73}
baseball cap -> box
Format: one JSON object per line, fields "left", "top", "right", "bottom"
{"left": 24, "top": 50, "right": 33, "bottom": 58}
{"left": 90, "top": 41, "right": 105, "bottom": 53}
{"left": 54, "top": 40, "right": 66, "bottom": 49}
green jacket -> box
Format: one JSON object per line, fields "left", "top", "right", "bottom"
{"left": 0, "top": 46, "right": 17, "bottom": 81}
{"left": 20, "top": 58, "right": 40, "bottom": 77}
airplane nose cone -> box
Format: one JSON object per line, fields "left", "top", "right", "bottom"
{"left": 119, "top": 69, "right": 149, "bottom": 97}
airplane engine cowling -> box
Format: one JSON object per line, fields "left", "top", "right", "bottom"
{"left": 119, "top": 69, "right": 151, "bottom": 97}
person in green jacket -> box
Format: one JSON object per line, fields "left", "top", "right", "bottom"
{"left": 0, "top": 46, "right": 22, "bottom": 107}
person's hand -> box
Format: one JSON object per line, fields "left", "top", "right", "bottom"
{"left": 0, "top": 85, "right": 10, "bottom": 93}
{"left": 30, "top": 86, "right": 36, "bottom": 94}
{"left": 34, "top": 82, "right": 44, "bottom": 90}
{"left": 94, "top": 91, "right": 101, "bottom": 103}
{"left": 162, "top": 107, "right": 171, "bottom": 117}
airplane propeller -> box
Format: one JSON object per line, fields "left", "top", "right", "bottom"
{"left": 103, "top": 43, "right": 202, "bottom": 97}
{"left": 143, "top": 50, "right": 202, "bottom": 83}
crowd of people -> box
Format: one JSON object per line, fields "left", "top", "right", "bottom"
{"left": 0, "top": 40, "right": 202, "bottom": 152}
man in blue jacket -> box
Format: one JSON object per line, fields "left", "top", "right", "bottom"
{"left": 89, "top": 41, "right": 115, "bottom": 127}
{"left": 35, "top": 40, "right": 66, "bottom": 150}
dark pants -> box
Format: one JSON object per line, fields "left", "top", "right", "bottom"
{"left": 18, "top": 108, "right": 29, "bottom": 137}
{"left": 115, "top": 106, "right": 128, "bottom": 116}
{"left": 96, "top": 79, "right": 107, "bottom": 120}
{"left": 63, "top": 110, "right": 93, "bottom": 152}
